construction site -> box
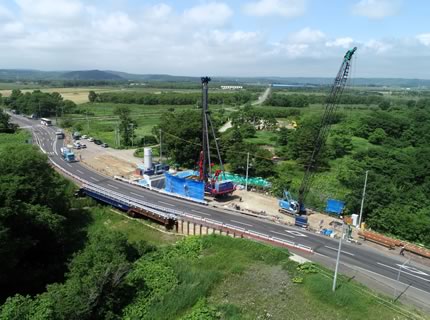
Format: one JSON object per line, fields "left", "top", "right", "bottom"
{"left": 67, "top": 47, "right": 430, "bottom": 264}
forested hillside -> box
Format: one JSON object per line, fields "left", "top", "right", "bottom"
{"left": 155, "top": 90, "right": 430, "bottom": 247}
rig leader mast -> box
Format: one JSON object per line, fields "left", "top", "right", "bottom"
{"left": 199, "top": 76, "right": 235, "bottom": 197}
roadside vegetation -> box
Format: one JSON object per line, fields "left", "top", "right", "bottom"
{"left": 0, "top": 111, "right": 427, "bottom": 319}
{"left": 1, "top": 84, "right": 429, "bottom": 247}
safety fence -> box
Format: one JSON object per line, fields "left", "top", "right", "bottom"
{"left": 49, "top": 153, "right": 313, "bottom": 254}
{"left": 176, "top": 211, "right": 313, "bottom": 254}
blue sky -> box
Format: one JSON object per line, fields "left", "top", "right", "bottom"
{"left": 0, "top": 0, "right": 429, "bottom": 78}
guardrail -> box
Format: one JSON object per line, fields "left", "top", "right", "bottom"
{"left": 114, "top": 175, "right": 208, "bottom": 205}
{"left": 177, "top": 211, "right": 314, "bottom": 254}
{"left": 48, "top": 143, "right": 313, "bottom": 254}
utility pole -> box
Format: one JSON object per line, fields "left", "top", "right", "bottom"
{"left": 332, "top": 221, "right": 345, "bottom": 292}
{"left": 245, "top": 152, "right": 250, "bottom": 191}
{"left": 393, "top": 258, "right": 410, "bottom": 301}
{"left": 86, "top": 110, "right": 90, "bottom": 132}
{"left": 159, "top": 129, "right": 162, "bottom": 163}
{"left": 130, "top": 123, "right": 134, "bottom": 147}
{"left": 358, "top": 170, "right": 369, "bottom": 229}
{"left": 116, "top": 122, "right": 120, "bottom": 147}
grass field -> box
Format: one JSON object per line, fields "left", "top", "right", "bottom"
{"left": 65, "top": 102, "right": 224, "bottom": 147}
{"left": 87, "top": 206, "right": 181, "bottom": 246}
{"left": 244, "top": 130, "right": 278, "bottom": 146}
{"left": 86, "top": 205, "right": 424, "bottom": 320}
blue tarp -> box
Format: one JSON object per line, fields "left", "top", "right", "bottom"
{"left": 326, "top": 199, "right": 345, "bottom": 215}
{"left": 164, "top": 172, "right": 204, "bottom": 201}
{"left": 175, "top": 170, "right": 197, "bottom": 179}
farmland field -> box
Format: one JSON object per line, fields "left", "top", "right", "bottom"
{"left": 65, "top": 102, "right": 225, "bottom": 147}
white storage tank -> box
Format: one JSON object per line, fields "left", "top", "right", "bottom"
{"left": 144, "top": 147, "right": 153, "bottom": 170}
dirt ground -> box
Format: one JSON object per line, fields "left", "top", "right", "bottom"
{"left": 211, "top": 188, "right": 345, "bottom": 234}
{"left": 65, "top": 135, "right": 138, "bottom": 177}
{"left": 0, "top": 87, "right": 122, "bottom": 104}
{"left": 72, "top": 136, "right": 349, "bottom": 238}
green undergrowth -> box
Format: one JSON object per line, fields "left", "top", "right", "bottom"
{"left": 87, "top": 205, "right": 181, "bottom": 246}
{"left": 0, "top": 130, "right": 30, "bottom": 151}
{"left": 86, "top": 208, "right": 423, "bottom": 319}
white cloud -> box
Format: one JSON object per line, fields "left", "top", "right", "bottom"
{"left": 143, "top": 3, "right": 173, "bottom": 21}
{"left": 1, "top": 1, "right": 430, "bottom": 78}
{"left": 352, "top": 0, "right": 402, "bottom": 19}
{"left": 243, "top": 0, "right": 306, "bottom": 18}
{"left": 15, "top": 0, "right": 84, "bottom": 26}
{"left": 289, "top": 27, "right": 325, "bottom": 43}
{"left": 183, "top": 2, "right": 233, "bottom": 27}
{"left": 364, "top": 39, "right": 392, "bottom": 54}
{"left": 416, "top": 33, "right": 430, "bottom": 46}
{"left": 92, "top": 12, "right": 137, "bottom": 38}
{"left": 326, "top": 37, "right": 354, "bottom": 49}
{"left": 0, "top": 5, "right": 14, "bottom": 21}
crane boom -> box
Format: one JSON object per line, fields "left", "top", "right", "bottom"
{"left": 297, "top": 47, "right": 357, "bottom": 212}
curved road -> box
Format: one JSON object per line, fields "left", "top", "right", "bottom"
{"left": 10, "top": 114, "right": 430, "bottom": 305}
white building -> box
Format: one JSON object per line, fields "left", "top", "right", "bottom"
{"left": 220, "top": 85, "right": 243, "bottom": 90}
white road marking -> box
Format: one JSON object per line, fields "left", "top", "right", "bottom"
{"left": 285, "top": 230, "right": 308, "bottom": 237}
{"left": 89, "top": 176, "right": 98, "bottom": 182}
{"left": 77, "top": 169, "right": 84, "bottom": 174}
{"left": 107, "top": 184, "right": 118, "bottom": 189}
{"left": 191, "top": 209, "right": 211, "bottom": 216}
{"left": 158, "top": 201, "right": 175, "bottom": 207}
{"left": 377, "top": 262, "right": 430, "bottom": 282}
{"left": 130, "top": 192, "right": 144, "bottom": 198}
{"left": 395, "top": 264, "right": 429, "bottom": 276}
{"left": 231, "top": 220, "right": 253, "bottom": 227}
{"left": 270, "top": 230, "right": 295, "bottom": 238}
{"left": 66, "top": 163, "right": 72, "bottom": 168}
{"left": 324, "top": 245, "right": 355, "bottom": 256}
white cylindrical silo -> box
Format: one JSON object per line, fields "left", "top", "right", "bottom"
{"left": 144, "top": 147, "right": 152, "bottom": 170}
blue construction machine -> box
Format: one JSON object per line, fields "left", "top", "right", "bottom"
{"left": 279, "top": 47, "right": 357, "bottom": 225}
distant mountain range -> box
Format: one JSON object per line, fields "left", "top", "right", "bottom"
{"left": 0, "top": 69, "right": 430, "bottom": 87}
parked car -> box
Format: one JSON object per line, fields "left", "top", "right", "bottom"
{"left": 94, "top": 139, "right": 102, "bottom": 145}
{"left": 79, "top": 142, "right": 87, "bottom": 148}
{"left": 101, "top": 143, "right": 109, "bottom": 148}
{"left": 73, "top": 142, "right": 81, "bottom": 149}
{"left": 88, "top": 137, "right": 94, "bottom": 142}
{"left": 81, "top": 134, "right": 88, "bottom": 139}
{"left": 72, "top": 131, "right": 81, "bottom": 140}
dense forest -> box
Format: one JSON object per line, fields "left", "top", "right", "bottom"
{"left": 2, "top": 89, "right": 76, "bottom": 117}
{"left": 156, "top": 93, "right": 430, "bottom": 246}
{"left": 92, "top": 91, "right": 256, "bottom": 106}
{"left": 265, "top": 91, "right": 391, "bottom": 107}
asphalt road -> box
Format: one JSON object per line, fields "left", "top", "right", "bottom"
{"left": 10, "top": 114, "right": 430, "bottom": 299}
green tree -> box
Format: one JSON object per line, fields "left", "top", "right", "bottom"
{"left": 328, "top": 134, "right": 353, "bottom": 159}
{"left": 88, "top": 91, "right": 98, "bottom": 103}
{"left": 114, "top": 106, "right": 137, "bottom": 147}
{"left": 0, "top": 109, "right": 16, "bottom": 133}
{"left": 0, "top": 145, "right": 72, "bottom": 300}
{"left": 289, "top": 115, "right": 330, "bottom": 170}
{"left": 277, "top": 127, "right": 289, "bottom": 146}
{"left": 154, "top": 110, "right": 202, "bottom": 167}
{"left": 368, "top": 128, "right": 387, "bottom": 145}
{"left": 378, "top": 100, "right": 391, "bottom": 110}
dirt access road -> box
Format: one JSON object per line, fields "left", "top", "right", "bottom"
{"left": 252, "top": 86, "right": 271, "bottom": 105}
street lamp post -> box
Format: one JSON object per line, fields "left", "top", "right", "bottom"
{"left": 358, "top": 170, "right": 369, "bottom": 229}
{"left": 245, "top": 152, "right": 250, "bottom": 191}
{"left": 393, "top": 258, "right": 410, "bottom": 301}
{"left": 332, "top": 221, "right": 345, "bottom": 292}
